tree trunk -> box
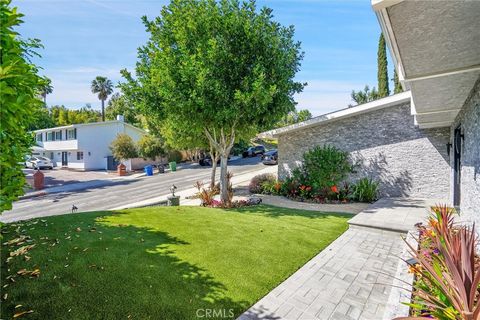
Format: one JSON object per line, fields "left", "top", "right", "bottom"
{"left": 209, "top": 144, "right": 219, "bottom": 189}
{"left": 219, "top": 153, "right": 229, "bottom": 204}
{"left": 204, "top": 127, "right": 236, "bottom": 205}
{"left": 101, "top": 99, "right": 105, "bottom": 122}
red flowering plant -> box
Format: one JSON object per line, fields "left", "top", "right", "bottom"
{"left": 298, "top": 185, "right": 312, "bottom": 199}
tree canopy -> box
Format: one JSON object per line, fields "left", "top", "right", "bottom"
{"left": 349, "top": 85, "right": 379, "bottom": 107}
{"left": 276, "top": 109, "right": 312, "bottom": 127}
{"left": 110, "top": 134, "right": 138, "bottom": 162}
{"left": 91, "top": 76, "right": 113, "bottom": 121}
{"left": 0, "top": 1, "right": 44, "bottom": 212}
{"left": 122, "top": 0, "right": 304, "bottom": 203}
{"left": 377, "top": 33, "right": 389, "bottom": 97}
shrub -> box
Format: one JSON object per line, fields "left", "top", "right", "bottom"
{"left": 193, "top": 181, "right": 217, "bottom": 207}
{"left": 249, "top": 173, "right": 276, "bottom": 194}
{"left": 352, "top": 178, "right": 379, "bottom": 202}
{"left": 110, "top": 133, "right": 138, "bottom": 162}
{"left": 402, "top": 206, "right": 480, "bottom": 320}
{"left": 167, "top": 150, "right": 183, "bottom": 163}
{"left": 137, "top": 135, "right": 165, "bottom": 160}
{"left": 302, "top": 145, "right": 354, "bottom": 193}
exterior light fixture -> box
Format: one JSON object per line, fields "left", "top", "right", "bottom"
{"left": 446, "top": 143, "right": 452, "bottom": 156}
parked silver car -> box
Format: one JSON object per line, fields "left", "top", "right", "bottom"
{"left": 26, "top": 156, "right": 54, "bottom": 170}
{"left": 261, "top": 149, "right": 278, "bottom": 165}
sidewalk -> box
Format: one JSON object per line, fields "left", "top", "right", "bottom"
{"left": 111, "top": 165, "right": 277, "bottom": 209}
{"left": 238, "top": 198, "right": 440, "bottom": 320}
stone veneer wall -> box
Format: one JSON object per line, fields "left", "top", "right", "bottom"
{"left": 450, "top": 77, "right": 480, "bottom": 223}
{"left": 277, "top": 103, "right": 450, "bottom": 199}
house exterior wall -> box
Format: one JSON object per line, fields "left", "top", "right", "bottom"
{"left": 450, "top": 77, "right": 480, "bottom": 224}
{"left": 77, "top": 122, "right": 144, "bottom": 170}
{"left": 33, "top": 121, "right": 146, "bottom": 171}
{"left": 277, "top": 103, "right": 451, "bottom": 199}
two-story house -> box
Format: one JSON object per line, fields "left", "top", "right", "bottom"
{"left": 32, "top": 116, "right": 146, "bottom": 170}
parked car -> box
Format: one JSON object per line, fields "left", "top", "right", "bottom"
{"left": 26, "top": 156, "right": 54, "bottom": 170}
{"left": 242, "top": 145, "right": 266, "bottom": 158}
{"left": 199, "top": 155, "right": 230, "bottom": 166}
{"left": 262, "top": 149, "right": 278, "bottom": 165}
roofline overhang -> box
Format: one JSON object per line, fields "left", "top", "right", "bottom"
{"left": 372, "top": 0, "right": 479, "bottom": 129}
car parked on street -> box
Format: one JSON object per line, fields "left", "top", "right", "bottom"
{"left": 26, "top": 156, "right": 54, "bottom": 170}
{"left": 242, "top": 145, "right": 266, "bottom": 158}
{"left": 262, "top": 149, "right": 278, "bottom": 165}
{"left": 199, "top": 155, "right": 230, "bottom": 166}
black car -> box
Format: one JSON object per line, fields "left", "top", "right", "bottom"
{"left": 262, "top": 149, "right": 278, "bottom": 165}
{"left": 199, "top": 155, "right": 230, "bottom": 166}
{"left": 242, "top": 145, "right": 266, "bottom": 158}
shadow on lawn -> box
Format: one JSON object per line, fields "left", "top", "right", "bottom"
{"left": 232, "top": 204, "right": 353, "bottom": 219}
{"left": 1, "top": 212, "right": 249, "bottom": 320}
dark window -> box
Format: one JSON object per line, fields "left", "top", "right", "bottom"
{"left": 67, "top": 129, "right": 77, "bottom": 140}
{"left": 77, "top": 152, "right": 84, "bottom": 160}
{"left": 46, "top": 132, "right": 53, "bottom": 141}
{"left": 36, "top": 133, "right": 43, "bottom": 142}
{"left": 55, "top": 131, "right": 62, "bottom": 140}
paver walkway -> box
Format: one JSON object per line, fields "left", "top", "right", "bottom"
{"left": 239, "top": 198, "right": 444, "bottom": 320}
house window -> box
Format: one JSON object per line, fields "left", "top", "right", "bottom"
{"left": 46, "top": 132, "right": 54, "bottom": 141}
{"left": 55, "top": 131, "right": 62, "bottom": 140}
{"left": 67, "top": 129, "right": 77, "bottom": 140}
{"left": 36, "top": 133, "right": 43, "bottom": 142}
{"left": 77, "top": 152, "right": 84, "bottom": 160}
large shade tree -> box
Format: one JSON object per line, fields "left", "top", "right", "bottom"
{"left": 124, "top": 0, "right": 304, "bottom": 203}
{"left": 0, "top": 1, "right": 44, "bottom": 212}
{"left": 91, "top": 76, "right": 113, "bottom": 122}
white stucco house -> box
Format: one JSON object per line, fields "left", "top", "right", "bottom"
{"left": 32, "top": 116, "right": 146, "bottom": 170}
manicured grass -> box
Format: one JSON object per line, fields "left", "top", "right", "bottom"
{"left": 1, "top": 205, "right": 351, "bottom": 319}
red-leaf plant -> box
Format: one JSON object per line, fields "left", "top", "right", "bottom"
{"left": 397, "top": 217, "right": 480, "bottom": 320}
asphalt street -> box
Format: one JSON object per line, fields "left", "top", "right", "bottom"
{"left": 2, "top": 157, "right": 268, "bottom": 223}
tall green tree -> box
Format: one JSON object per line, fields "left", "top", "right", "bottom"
{"left": 0, "top": 1, "right": 44, "bottom": 212}
{"left": 39, "top": 76, "right": 53, "bottom": 105}
{"left": 393, "top": 68, "right": 402, "bottom": 94}
{"left": 349, "top": 85, "right": 379, "bottom": 107}
{"left": 123, "top": 0, "right": 304, "bottom": 203}
{"left": 91, "top": 76, "right": 113, "bottom": 122}
{"left": 277, "top": 108, "right": 312, "bottom": 127}
{"left": 105, "top": 93, "right": 141, "bottom": 126}
{"left": 377, "top": 33, "right": 389, "bottom": 97}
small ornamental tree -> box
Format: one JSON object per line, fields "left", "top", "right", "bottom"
{"left": 124, "top": 0, "right": 304, "bottom": 203}
{"left": 0, "top": 1, "right": 44, "bottom": 212}
{"left": 137, "top": 135, "right": 165, "bottom": 161}
{"left": 110, "top": 134, "right": 138, "bottom": 163}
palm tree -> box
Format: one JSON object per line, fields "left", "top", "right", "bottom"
{"left": 39, "top": 77, "right": 53, "bottom": 106}
{"left": 91, "top": 76, "right": 113, "bottom": 121}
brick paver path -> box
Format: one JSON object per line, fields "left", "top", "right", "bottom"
{"left": 239, "top": 198, "right": 443, "bottom": 320}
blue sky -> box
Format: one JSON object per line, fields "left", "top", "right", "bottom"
{"left": 16, "top": 0, "right": 389, "bottom": 116}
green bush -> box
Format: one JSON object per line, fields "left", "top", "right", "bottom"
{"left": 302, "top": 145, "right": 354, "bottom": 193}
{"left": 110, "top": 134, "right": 138, "bottom": 161}
{"left": 352, "top": 178, "right": 379, "bottom": 202}
{"left": 167, "top": 150, "right": 183, "bottom": 163}
{"left": 249, "top": 173, "right": 276, "bottom": 194}
{"left": 137, "top": 135, "right": 165, "bottom": 160}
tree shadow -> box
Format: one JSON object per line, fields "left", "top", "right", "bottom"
{"left": 231, "top": 204, "right": 353, "bottom": 220}
{"left": 1, "top": 211, "right": 249, "bottom": 320}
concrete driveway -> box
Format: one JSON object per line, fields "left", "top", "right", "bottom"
{"left": 23, "top": 167, "right": 115, "bottom": 189}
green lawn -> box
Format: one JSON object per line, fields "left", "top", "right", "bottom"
{"left": 1, "top": 205, "right": 351, "bottom": 319}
